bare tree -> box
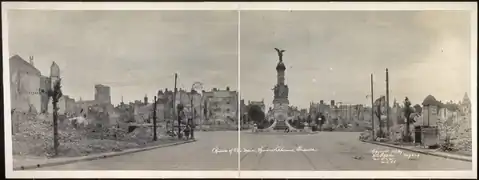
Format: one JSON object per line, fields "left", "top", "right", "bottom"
{"left": 403, "top": 97, "right": 413, "bottom": 142}
{"left": 48, "top": 79, "right": 63, "bottom": 156}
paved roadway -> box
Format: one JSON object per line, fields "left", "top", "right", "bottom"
{"left": 37, "top": 131, "right": 239, "bottom": 170}
{"left": 239, "top": 131, "right": 472, "bottom": 171}
{"left": 36, "top": 131, "right": 471, "bottom": 170}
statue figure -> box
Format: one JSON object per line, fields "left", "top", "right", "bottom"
{"left": 274, "top": 48, "right": 286, "bottom": 63}
{"left": 273, "top": 85, "right": 289, "bottom": 99}
{"left": 273, "top": 85, "right": 279, "bottom": 98}
{"left": 284, "top": 85, "right": 289, "bottom": 98}
{"left": 278, "top": 85, "right": 285, "bottom": 98}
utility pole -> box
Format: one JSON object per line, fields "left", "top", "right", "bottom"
{"left": 370, "top": 74, "right": 375, "bottom": 140}
{"left": 189, "top": 87, "right": 195, "bottom": 139}
{"left": 386, "top": 68, "right": 390, "bottom": 136}
{"left": 173, "top": 73, "right": 178, "bottom": 132}
{"left": 153, "top": 96, "right": 157, "bottom": 141}
{"left": 177, "top": 104, "right": 182, "bottom": 140}
{"left": 199, "top": 95, "right": 204, "bottom": 131}
{"left": 349, "top": 105, "right": 352, "bottom": 123}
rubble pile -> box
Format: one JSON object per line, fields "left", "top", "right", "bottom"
{"left": 359, "top": 130, "right": 372, "bottom": 141}
{"left": 13, "top": 113, "right": 57, "bottom": 156}
{"left": 448, "top": 115, "right": 472, "bottom": 152}
{"left": 122, "top": 126, "right": 153, "bottom": 145}
{"left": 13, "top": 114, "right": 176, "bottom": 158}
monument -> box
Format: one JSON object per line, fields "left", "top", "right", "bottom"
{"left": 265, "top": 48, "right": 296, "bottom": 131}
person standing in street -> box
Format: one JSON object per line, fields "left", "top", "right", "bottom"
{"left": 188, "top": 117, "right": 195, "bottom": 139}
{"left": 319, "top": 113, "right": 326, "bottom": 131}
{"left": 178, "top": 104, "right": 186, "bottom": 139}
{"left": 184, "top": 124, "right": 191, "bottom": 140}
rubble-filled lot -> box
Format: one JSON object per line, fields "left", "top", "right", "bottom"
{"left": 438, "top": 115, "right": 472, "bottom": 154}
{"left": 12, "top": 113, "right": 179, "bottom": 158}
{"left": 358, "top": 114, "right": 472, "bottom": 155}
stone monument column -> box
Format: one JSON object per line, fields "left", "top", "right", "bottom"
{"left": 268, "top": 48, "right": 294, "bottom": 131}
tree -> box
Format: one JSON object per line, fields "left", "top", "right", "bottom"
{"left": 248, "top": 105, "right": 265, "bottom": 127}
{"left": 374, "top": 96, "right": 386, "bottom": 138}
{"left": 355, "top": 105, "right": 362, "bottom": 122}
{"left": 413, "top": 104, "right": 422, "bottom": 114}
{"left": 153, "top": 96, "right": 158, "bottom": 141}
{"left": 203, "top": 101, "right": 208, "bottom": 121}
{"left": 48, "top": 79, "right": 63, "bottom": 156}
{"left": 403, "top": 97, "right": 414, "bottom": 142}
{"left": 176, "top": 104, "right": 184, "bottom": 139}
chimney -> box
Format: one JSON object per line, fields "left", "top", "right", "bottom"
{"left": 29, "top": 56, "right": 34, "bottom": 66}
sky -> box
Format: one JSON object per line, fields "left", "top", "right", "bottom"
{"left": 240, "top": 11, "right": 472, "bottom": 109}
{"left": 8, "top": 10, "right": 239, "bottom": 105}
{"left": 7, "top": 10, "right": 473, "bottom": 109}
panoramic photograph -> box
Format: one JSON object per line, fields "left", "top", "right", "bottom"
{"left": 3, "top": 2, "right": 476, "bottom": 179}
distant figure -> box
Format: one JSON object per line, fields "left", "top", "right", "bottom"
{"left": 188, "top": 118, "right": 195, "bottom": 139}
{"left": 284, "top": 126, "right": 290, "bottom": 133}
{"left": 184, "top": 125, "right": 191, "bottom": 140}
{"left": 253, "top": 123, "right": 258, "bottom": 133}
{"left": 319, "top": 113, "right": 326, "bottom": 131}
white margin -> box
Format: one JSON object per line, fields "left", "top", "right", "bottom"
{"left": 469, "top": 6, "right": 478, "bottom": 178}
{"left": 237, "top": 8, "right": 242, "bottom": 178}
{"left": 2, "top": 2, "right": 477, "bottom": 179}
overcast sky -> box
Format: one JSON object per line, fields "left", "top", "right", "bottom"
{"left": 7, "top": 10, "right": 473, "bottom": 109}
{"left": 8, "top": 10, "right": 238, "bottom": 105}
{"left": 240, "top": 11, "right": 472, "bottom": 109}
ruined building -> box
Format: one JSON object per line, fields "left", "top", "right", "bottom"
{"left": 9, "top": 55, "right": 42, "bottom": 113}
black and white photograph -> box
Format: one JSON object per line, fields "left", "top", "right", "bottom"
{"left": 6, "top": 9, "right": 239, "bottom": 171}
{"left": 3, "top": 2, "right": 477, "bottom": 179}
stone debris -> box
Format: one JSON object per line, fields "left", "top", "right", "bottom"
{"left": 407, "top": 155, "right": 420, "bottom": 160}
{"left": 437, "top": 114, "right": 472, "bottom": 153}
{"left": 353, "top": 155, "right": 363, "bottom": 160}
{"left": 359, "top": 130, "right": 372, "bottom": 141}
{"left": 12, "top": 113, "right": 174, "bottom": 158}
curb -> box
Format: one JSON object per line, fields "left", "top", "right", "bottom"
{"left": 362, "top": 140, "right": 472, "bottom": 162}
{"left": 247, "top": 131, "right": 318, "bottom": 135}
{"left": 14, "top": 139, "right": 197, "bottom": 171}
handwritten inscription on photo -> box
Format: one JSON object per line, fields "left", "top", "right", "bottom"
{"left": 212, "top": 146, "right": 317, "bottom": 155}
{"left": 371, "top": 149, "right": 420, "bottom": 164}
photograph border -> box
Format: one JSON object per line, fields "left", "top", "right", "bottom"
{"left": 2, "top": 2, "right": 477, "bottom": 179}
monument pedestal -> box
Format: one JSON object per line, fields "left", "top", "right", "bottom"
{"left": 266, "top": 98, "right": 296, "bottom": 130}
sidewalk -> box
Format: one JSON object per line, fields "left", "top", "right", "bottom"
{"left": 13, "top": 139, "right": 196, "bottom": 171}
{"left": 362, "top": 140, "right": 472, "bottom": 162}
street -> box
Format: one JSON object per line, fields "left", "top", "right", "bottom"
{"left": 34, "top": 131, "right": 471, "bottom": 171}
{"left": 35, "top": 131, "right": 239, "bottom": 170}
{"left": 239, "top": 131, "right": 472, "bottom": 170}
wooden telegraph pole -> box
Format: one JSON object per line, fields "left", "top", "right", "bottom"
{"left": 173, "top": 73, "right": 178, "bottom": 132}
{"left": 386, "top": 68, "right": 390, "bottom": 136}
{"left": 177, "top": 104, "right": 182, "bottom": 140}
{"left": 370, "top": 74, "right": 375, "bottom": 140}
{"left": 153, "top": 96, "right": 157, "bottom": 141}
{"left": 189, "top": 88, "right": 195, "bottom": 139}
